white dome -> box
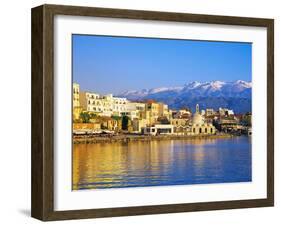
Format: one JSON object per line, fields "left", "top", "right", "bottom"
{"left": 192, "top": 112, "right": 204, "bottom": 125}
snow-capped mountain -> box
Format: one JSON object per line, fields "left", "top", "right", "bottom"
{"left": 120, "top": 86, "right": 183, "bottom": 99}
{"left": 118, "top": 80, "right": 252, "bottom": 113}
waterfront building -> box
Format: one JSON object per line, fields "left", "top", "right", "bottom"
{"left": 144, "top": 101, "right": 170, "bottom": 125}
{"left": 132, "top": 118, "right": 149, "bottom": 133}
{"left": 217, "top": 115, "right": 239, "bottom": 132}
{"left": 73, "top": 107, "right": 83, "bottom": 121}
{"left": 125, "top": 102, "right": 146, "bottom": 120}
{"left": 100, "top": 116, "right": 119, "bottom": 131}
{"left": 173, "top": 108, "right": 192, "bottom": 119}
{"left": 145, "top": 101, "right": 161, "bottom": 125}
{"left": 142, "top": 124, "right": 174, "bottom": 136}
{"left": 73, "top": 83, "right": 83, "bottom": 120}
{"left": 173, "top": 125, "right": 191, "bottom": 135}
{"left": 73, "top": 122, "right": 101, "bottom": 131}
{"left": 79, "top": 92, "right": 129, "bottom": 117}
{"left": 171, "top": 118, "right": 190, "bottom": 135}
{"left": 73, "top": 83, "right": 80, "bottom": 107}
{"left": 204, "top": 115, "right": 216, "bottom": 124}
{"left": 111, "top": 95, "right": 129, "bottom": 116}
{"left": 158, "top": 103, "right": 170, "bottom": 118}
{"left": 191, "top": 104, "right": 216, "bottom": 135}
{"left": 79, "top": 92, "right": 112, "bottom": 116}
{"left": 219, "top": 107, "right": 234, "bottom": 116}
{"left": 206, "top": 108, "right": 215, "bottom": 116}
{"left": 131, "top": 102, "right": 146, "bottom": 111}
{"left": 241, "top": 112, "right": 252, "bottom": 127}
{"left": 171, "top": 118, "right": 189, "bottom": 127}
{"left": 78, "top": 89, "right": 172, "bottom": 127}
{"left": 157, "top": 116, "right": 170, "bottom": 125}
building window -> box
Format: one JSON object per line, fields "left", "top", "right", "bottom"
{"left": 205, "top": 128, "right": 207, "bottom": 133}
{"left": 193, "top": 128, "right": 195, "bottom": 133}
{"left": 199, "top": 128, "right": 202, "bottom": 133}
{"left": 211, "top": 128, "right": 213, "bottom": 133}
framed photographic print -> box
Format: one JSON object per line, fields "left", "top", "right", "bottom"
{"left": 31, "top": 4, "right": 274, "bottom": 221}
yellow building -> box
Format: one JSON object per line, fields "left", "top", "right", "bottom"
{"left": 73, "top": 83, "right": 83, "bottom": 120}
{"left": 73, "top": 106, "right": 83, "bottom": 121}
{"left": 132, "top": 118, "right": 149, "bottom": 133}
{"left": 144, "top": 101, "right": 170, "bottom": 125}
{"left": 191, "top": 104, "right": 216, "bottom": 135}
{"left": 99, "top": 117, "right": 119, "bottom": 131}
{"left": 170, "top": 118, "right": 190, "bottom": 135}
{"left": 125, "top": 102, "right": 146, "bottom": 120}
{"left": 73, "top": 83, "right": 80, "bottom": 107}
{"left": 158, "top": 103, "right": 169, "bottom": 118}
{"left": 73, "top": 122, "right": 101, "bottom": 131}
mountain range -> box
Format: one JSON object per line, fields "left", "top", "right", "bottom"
{"left": 118, "top": 80, "right": 252, "bottom": 113}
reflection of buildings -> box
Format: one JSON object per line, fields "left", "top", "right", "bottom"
{"left": 73, "top": 140, "right": 177, "bottom": 189}
{"left": 73, "top": 138, "right": 226, "bottom": 190}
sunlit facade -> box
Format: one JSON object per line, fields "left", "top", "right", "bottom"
{"left": 79, "top": 92, "right": 129, "bottom": 117}
{"left": 73, "top": 83, "right": 80, "bottom": 107}
{"left": 191, "top": 104, "right": 216, "bottom": 135}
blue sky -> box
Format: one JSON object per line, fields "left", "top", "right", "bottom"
{"left": 73, "top": 35, "right": 252, "bottom": 94}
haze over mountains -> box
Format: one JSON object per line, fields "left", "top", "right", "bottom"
{"left": 118, "top": 80, "right": 252, "bottom": 113}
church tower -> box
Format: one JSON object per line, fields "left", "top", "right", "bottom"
{"left": 196, "top": 104, "right": 200, "bottom": 114}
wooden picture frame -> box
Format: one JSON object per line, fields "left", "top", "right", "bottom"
{"left": 31, "top": 4, "right": 274, "bottom": 221}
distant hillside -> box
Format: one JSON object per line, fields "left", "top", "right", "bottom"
{"left": 118, "top": 80, "right": 252, "bottom": 113}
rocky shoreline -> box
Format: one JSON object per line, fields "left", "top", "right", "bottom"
{"left": 73, "top": 133, "right": 235, "bottom": 144}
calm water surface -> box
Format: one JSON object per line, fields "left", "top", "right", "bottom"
{"left": 72, "top": 137, "right": 251, "bottom": 190}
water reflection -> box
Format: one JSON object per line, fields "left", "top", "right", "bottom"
{"left": 73, "top": 137, "right": 251, "bottom": 190}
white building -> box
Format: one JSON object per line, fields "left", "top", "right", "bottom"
{"left": 219, "top": 107, "right": 234, "bottom": 116}
{"left": 142, "top": 124, "right": 174, "bottom": 136}
{"left": 112, "top": 96, "right": 128, "bottom": 116}
{"left": 191, "top": 104, "right": 216, "bottom": 135}
{"left": 79, "top": 92, "right": 129, "bottom": 117}
{"left": 124, "top": 102, "right": 146, "bottom": 120}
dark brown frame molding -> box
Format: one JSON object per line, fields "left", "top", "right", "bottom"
{"left": 31, "top": 4, "right": 274, "bottom": 221}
